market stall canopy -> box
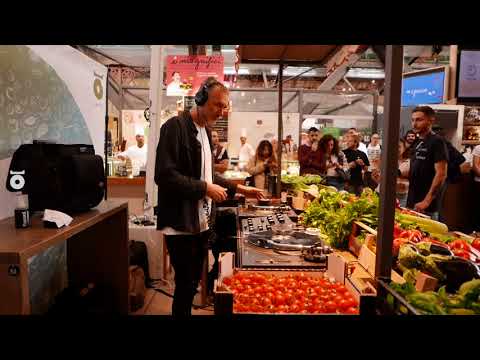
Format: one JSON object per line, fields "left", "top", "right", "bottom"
{"left": 238, "top": 45, "right": 340, "bottom": 65}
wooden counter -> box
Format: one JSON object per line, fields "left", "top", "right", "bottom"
{"left": 107, "top": 176, "right": 145, "bottom": 216}
{"left": 108, "top": 176, "right": 146, "bottom": 186}
{"left": 0, "top": 200, "right": 129, "bottom": 314}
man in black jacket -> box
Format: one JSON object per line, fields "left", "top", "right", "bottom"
{"left": 154, "top": 77, "right": 263, "bottom": 317}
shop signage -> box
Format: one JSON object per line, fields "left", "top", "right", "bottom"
{"left": 401, "top": 71, "right": 445, "bottom": 106}
{"left": 166, "top": 55, "right": 224, "bottom": 97}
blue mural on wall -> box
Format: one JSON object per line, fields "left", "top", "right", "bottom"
{"left": 0, "top": 45, "right": 92, "bottom": 160}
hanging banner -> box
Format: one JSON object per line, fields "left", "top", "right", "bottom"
{"left": 166, "top": 55, "right": 224, "bottom": 97}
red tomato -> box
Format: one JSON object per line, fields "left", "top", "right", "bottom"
{"left": 265, "top": 285, "right": 276, "bottom": 293}
{"left": 341, "top": 297, "right": 355, "bottom": 308}
{"left": 223, "top": 277, "right": 232, "bottom": 286}
{"left": 452, "top": 248, "right": 470, "bottom": 260}
{"left": 319, "top": 294, "right": 330, "bottom": 302}
{"left": 235, "top": 304, "right": 247, "bottom": 312}
{"left": 287, "top": 281, "right": 297, "bottom": 290}
{"left": 253, "top": 286, "right": 264, "bottom": 294}
{"left": 294, "top": 289, "right": 305, "bottom": 298}
{"left": 276, "top": 305, "right": 287, "bottom": 313}
{"left": 299, "top": 309, "right": 309, "bottom": 314}
{"left": 450, "top": 239, "right": 470, "bottom": 251}
{"left": 324, "top": 301, "right": 337, "bottom": 313}
{"left": 275, "top": 294, "right": 286, "bottom": 306}
{"left": 335, "top": 285, "right": 348, "bottom": 294}
{"left": 265, "top": 305, "right": 276, "bottom": 313}
{"left": 344, "top": 307, "right": 359, "bottom": 315}
{"left": 283, "top": 293, "right": 294, "bottom": 305}
{"left": 315, "top": 287, "right": 327, "bottom": 296}
{"left": 290, "top": 304, "right": 300, "bottom": 313}
{"left": 472, "top": 239, "right": 480, "bottom": 252}
{"left": 265, "top": 292, "right": 275, "bottom": 301}
{"left": 338, "top": 299, "right": 351, "bottom": 310}
{"left": 333, "top": 294, "right": 345, "bottom": 305}
{"left": 262, "top": 297, "right": 272, "bottom": 307}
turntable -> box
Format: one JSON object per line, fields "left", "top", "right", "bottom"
{"left": 238, "top": 219, "right": 331, "bottom": 269}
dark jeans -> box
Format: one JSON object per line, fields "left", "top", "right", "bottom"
{"left": 347, "top": 183, "right": 364, "bottom": 196}
{"left": 325, "top": 176, "right": 345, "bottom": 191}
{"left": 165, "top": 232, "right": 209, "bottom": 317}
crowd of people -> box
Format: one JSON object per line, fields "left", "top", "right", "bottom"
{"left": 209, "top": 105, "right": 480, "bottom": 227}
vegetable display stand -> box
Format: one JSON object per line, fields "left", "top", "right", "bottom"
{"left": 376, "top": 278, "right": 421, "bottom": 315}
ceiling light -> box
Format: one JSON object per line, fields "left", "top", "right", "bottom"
{"left": 241, "top": 92, "right": 245, "bottom": 97}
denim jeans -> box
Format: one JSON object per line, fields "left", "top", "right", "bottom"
{"left": 326, "top": 176, "right": 345, "bottom": 191}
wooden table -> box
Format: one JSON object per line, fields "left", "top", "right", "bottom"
{"left": 0, "top": 201, "right": 129, "bottom": 315}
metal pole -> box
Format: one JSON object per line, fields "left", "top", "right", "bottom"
{"left": 372, "top": 91, "right": 379, "bottom": 134}
{"left": 145, "top": 45, "right": 165, "bottom": 218}
{"left": 375, "top": 45, "right": 403, "bottom": 280}
{"left": 276, "top": 62, "right": 284, "bottom": 197}
{"left": 298, "top": 89, "right": 304, "bottom": 148}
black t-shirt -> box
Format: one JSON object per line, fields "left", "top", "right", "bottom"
{"left": 407, "top": 132, "right": 448, "bottom": 212}
{"left": 445, "top": 141, "right": 465, "bottom": 183}
{"left": 343, "top": 149, "right": 370, "bottom": 185}
{"left": 213, "top": 145, "right": 229, "bottom": 164}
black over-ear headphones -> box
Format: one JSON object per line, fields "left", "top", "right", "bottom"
{"left": 194, "top": 77, "right": 221, "bottom": 106}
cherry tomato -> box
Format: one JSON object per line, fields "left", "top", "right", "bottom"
{"left": 335, "top": 285, "right": 348, "bottom": 294}
{"left": 223, "top": 277, "right": 232, "bottom": 286}
{"left": 319, "top": 294, "right": 330, "bottom": 302}
{"left": 262, "top": 297, "right": 272, "bottom": 307}
{"left": 324, "top": 301, "right": 337, "bottom": 313}
{"left": 276, "top": 305, "right": 287, "bottom": 313}
{"left": 290, "top": 304, "right": 300, "bottom": 313}
{"left": 449, "top": 239, "right": 470, "bottom": 251}
{"left": 295, "top": 289, "right": 305, "bottom": 298}
{"left": 344, "top": 307, "right": 359, "bottom": 315}
{"left": 265, "top": 292, "right": 275, "bottom": 301}
{"left": 333, "top": 294, "right": 345, "bottom": 305}
{"left": 275, "top": 294, "right": 286, "bottom": 306}
{"left": 472, "top": 239, "right": 480, "bottom": 252}
{"left": 452, "top": 248, "right": 470, "bottom": 260}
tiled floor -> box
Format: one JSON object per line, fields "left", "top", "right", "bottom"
{"left": 131, "top": 289, "right": 214, "bottom": 315}
{"left": 131, "top": 250, "right": 216, "bottom": 315}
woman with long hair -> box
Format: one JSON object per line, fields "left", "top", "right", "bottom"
{"left": 246, "top": 140, "right": 278, "bottom": 190}
{"left": 397, "top": 139, "right": 410, "bottom": 208}
{"left": 319, "top": 134, "right": 348, "bottom": 191}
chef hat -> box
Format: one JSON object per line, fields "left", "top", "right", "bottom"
{"left": 240, "top": 128, "right": 247, "bottom": 138}
{"left": 135, "top": 126, "right": 145, "bottom": 136}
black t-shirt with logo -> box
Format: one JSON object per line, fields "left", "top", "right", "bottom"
{"left": 343, "top": 148, "right": 370, "bottom": 186}
{"left": 407, "top": 132, "right": 448, "bottom": 213}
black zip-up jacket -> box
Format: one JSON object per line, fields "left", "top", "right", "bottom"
{"left": 154, "top": 111, "right": 237, "bottom": 233}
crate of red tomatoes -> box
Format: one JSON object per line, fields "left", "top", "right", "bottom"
{"left": 214, "top": 252, "right": 375, "bottom": 316}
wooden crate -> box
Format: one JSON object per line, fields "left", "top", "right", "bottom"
{"left": 214, "top": 252, "right": 376, "bottom": 316}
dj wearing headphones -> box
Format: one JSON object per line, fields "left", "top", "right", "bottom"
{"left": 155, "top": 77, "right": 264, "bottom": 317}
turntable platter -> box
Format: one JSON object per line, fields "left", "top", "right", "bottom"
{"left": 247, "top": 230, "right": 320, "bottom": 251}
